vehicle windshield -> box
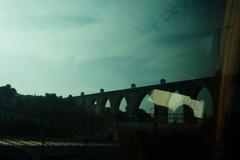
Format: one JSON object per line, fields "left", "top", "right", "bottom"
{"left": 0, "top": 0, "right": 239, "bottom": 160}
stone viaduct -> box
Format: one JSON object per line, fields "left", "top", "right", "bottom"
{"left": 73, "top": 76, "right": 219, "bottom": 118}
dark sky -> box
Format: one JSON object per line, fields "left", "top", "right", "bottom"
{"left": 0, "top": 0, "right": 221, "bottom": 96}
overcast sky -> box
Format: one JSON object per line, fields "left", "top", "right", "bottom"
{"left": 0, "top": 0, "right": 221, "bottom": 97}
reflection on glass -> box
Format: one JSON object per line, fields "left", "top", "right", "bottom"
{"left": 150, "top": 89, "right": 205, "bottom": 122}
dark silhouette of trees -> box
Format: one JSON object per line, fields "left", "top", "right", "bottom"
{"left": 0, "top": 84, "right": 93, "bottom": 138}
{"left": 0, "top": 84, "right": 17, "bottom": 109}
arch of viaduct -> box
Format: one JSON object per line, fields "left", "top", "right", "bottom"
{"left": 73, "top": 77, "right": 219, "bottom": 117}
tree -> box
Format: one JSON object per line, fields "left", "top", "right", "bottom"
{"left": 0, "top": 84, "right": 17, "bottom": 109}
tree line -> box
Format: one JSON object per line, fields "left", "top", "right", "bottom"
{"left": 0, "top": 84, "right": 91, "bottom": 139}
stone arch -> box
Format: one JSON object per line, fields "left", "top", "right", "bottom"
{"left": 134, "top": 91, "right": 152, "bottom": 110}
{"left": 102, "top": 98, "right": 111, "bottom": 114}
{"left": 197, "top": 87, "right": 214, "bottom": 119}
{"left": 138, "top": 94, "right": 155, "bottom": 117}
{"left": 117, "top": 96, "right": 128, "bottom": 112}
{"left": 100, "top": 97, "right": 110, "bottom": 108}
{"left": 113, "top": 96, "right": 129, "bottom": 122}
{"left": 105, "top": 99, "right": 111, "bottom": 108}
{"left": 128, "top": 91, "right": 154, "bottom": 121}
{"left": 89, "top": 99, "right": 97, "bottom": 109}
{"left": 182, "top": 105, "right": 195, "bottom": 123}
{"left": 173, "top": 105, "right": 196, "bottom": 124}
